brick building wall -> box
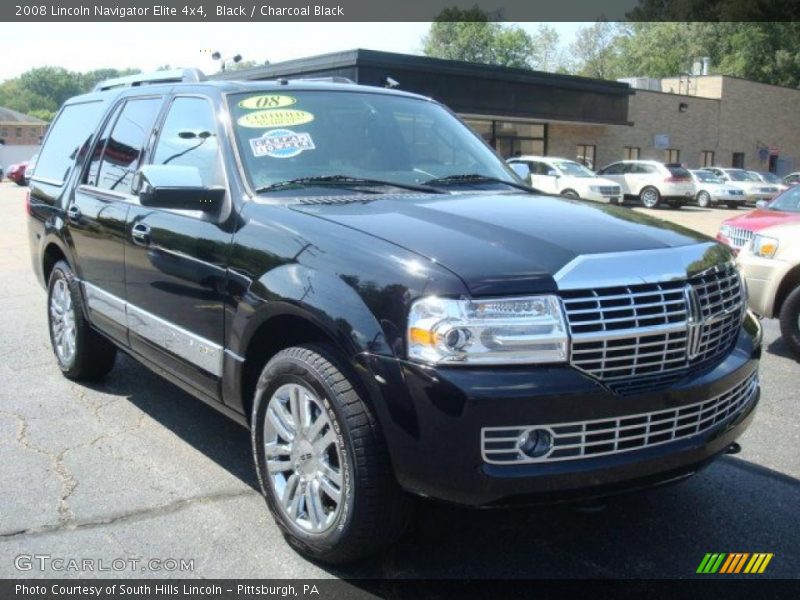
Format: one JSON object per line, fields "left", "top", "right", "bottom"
{"left": 545, "top": 76, "right": 800, "bottom": 174}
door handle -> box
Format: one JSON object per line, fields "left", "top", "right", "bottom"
{"left": 66, "top": 204, "right": 81, "bottom": 224}
{"left": 131, "top": 223, "right": 151, "bottom": 246}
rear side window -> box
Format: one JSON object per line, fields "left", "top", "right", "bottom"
{"left": 95, "top": 97, "right": 162, "bottom": 195}
{"left": 34, "top": 101, "right": 105, "bottom": 185}
{"left": 667, "top": 165, "right": 691, "bottom": 178}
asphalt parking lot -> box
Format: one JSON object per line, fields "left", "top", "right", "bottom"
{"left": 0, "top": 182, "right": 797, "bottom": 580}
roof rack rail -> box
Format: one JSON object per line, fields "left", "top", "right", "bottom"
{"left": 282, "top": 76, "right": 355, "bottom": 84}
{"left": 93, "top": 68, "right": 207, "bottom": 92}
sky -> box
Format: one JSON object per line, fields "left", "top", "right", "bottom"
{"left": 0, "top": 22, "right": 586, "bottom": 82}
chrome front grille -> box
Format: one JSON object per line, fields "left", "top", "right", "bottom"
{"left": 561, "top": 264, "right": 743, "bottom": 394}
{"left": 482, "top": 372, "right": 757, "bottom": 464}
{"left": 598, "top": 186, "right": 621, "bottom": 196}
{"left": 726, "top": 226, "right": 755, "bottom": 249}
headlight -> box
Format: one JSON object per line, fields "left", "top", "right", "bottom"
{"left": 589, "top": 185, "right": 601, "bottom": 193}
{"left": 718, "top": 224, "right": 732, "bottom": 238}
{"left": 751, "top": 234, "right": 779, "bottom": 258}
{"left": 407, "top": 295, "right": 568, "bottom": 365}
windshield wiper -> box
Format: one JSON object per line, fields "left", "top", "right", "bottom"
{"left": 422, "top": 173, "right": 535, "bottom": 192}
{"left": 255, "top": 175, "right": 445, "bottom": 194}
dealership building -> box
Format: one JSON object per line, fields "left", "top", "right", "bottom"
{"left": 221, "top": 49, "right": 800, "bottom": 176}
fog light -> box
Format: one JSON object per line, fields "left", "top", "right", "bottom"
{"left": 516, "top": 428, "right": 553, "bottom": 458}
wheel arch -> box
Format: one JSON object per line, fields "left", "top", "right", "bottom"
{"left": 775, "top": 264, "right": 800, "bottom": 317}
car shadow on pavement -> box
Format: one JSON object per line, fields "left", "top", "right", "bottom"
{"left": 83, "top": 354, "right": 798, "bottom": 580}
{"left": 766, "top": 335, "right": 799, "bottom": 362}
{"left": 81, "top": 353, "right": 259, "bottom": 490}
{"left": 329, "top": 458, "right": 800, "bottom": 582}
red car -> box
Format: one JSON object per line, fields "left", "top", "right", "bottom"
{"left": 717, "top": 187, "right": 800, "bottom": 251}
{"left": 6, "top": 162, "right": 28, "bottom": 186}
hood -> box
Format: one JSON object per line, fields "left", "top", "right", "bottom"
{"left": 723, "top": 208, "right": 800, "bottom": 233}
{"left": 290, "top": 192, "right": 710, "bottom": 295}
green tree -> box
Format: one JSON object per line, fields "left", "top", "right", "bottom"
{"left": 569, "top": 21, "right": 623, "bottom": 79}
{"left": 422, "top": 8, "right": 535, "bottom": 69}
{"left": 530, "top": 24, "right": 563, "bottom": 72}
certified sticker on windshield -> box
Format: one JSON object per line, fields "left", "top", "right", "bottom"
{"left": 238, "top": 109, "right": 314, "bottom": 128}
{"left": 238, "top": 95, "right": 297, "bottom": 110}
{"left": 249, "top": 129, "right": 315, "bottom": 158}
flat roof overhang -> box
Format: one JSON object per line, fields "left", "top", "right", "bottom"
{"left": 219, "top": 49, "right": 633, "bottom": 126}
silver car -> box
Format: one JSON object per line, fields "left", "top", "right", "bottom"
{"left": 702, "top": 167, "right": 781, "bottom": 204}
{"left": 689, "top": 170, "right": 747, "bottom": 208}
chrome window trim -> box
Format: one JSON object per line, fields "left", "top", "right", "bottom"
{"left": 81, "top": 281, "right": 223, "bottom": 377}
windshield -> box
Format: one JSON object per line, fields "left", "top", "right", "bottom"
{"left": 227, "top": 90, "right": 517, "bottom": 193}
{"left": 551, "top": 160, "right": 594, "bottom": 177}
{"left": 693, "top": 171, "right": 722, "bottom": 183}
{"left": 758, "top": 172, "right": 781, "bottom": 184}
{"left": 726, "top": 169, "right": 757, "bottom": 182}
{"left": 769, "top": 186, "right": 800, "bottom": 212}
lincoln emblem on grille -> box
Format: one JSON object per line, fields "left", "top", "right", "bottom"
{"left": 684, "top": 284, "right": 704, "bottom": 360}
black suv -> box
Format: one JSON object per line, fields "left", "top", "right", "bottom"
{"left": 28, "top": 69, "right": 761, "bottom": 563}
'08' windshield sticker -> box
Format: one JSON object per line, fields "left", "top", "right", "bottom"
{"left": 238, "top": 109, "right": 314, "bottom": 128}
{"left": 238, "top": 95, "right": 297, "bottom": 110}
{"left": 250, "top": 129, "right": 316, "bottom": 159}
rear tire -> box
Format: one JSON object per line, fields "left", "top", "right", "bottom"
{"left": 779, "top": 286, "right": 800, "bottom": 358}
{"left": 726, "top": 202, "right": 740, "bottom": 209}
{"left": 251, "top": 343, "right": 412, "bottom": 564}
{"left": 696, "top": 191, "right": 711, "bottom": 208}
{"left": 639, "top": 186, "right": 661, "bottom": 208}
{"left": 47, "top": 261, "right": 117, "bottom": 380}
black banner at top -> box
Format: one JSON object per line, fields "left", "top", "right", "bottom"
{"left": 2, "top": 0, "right": 799, "bottom": 22}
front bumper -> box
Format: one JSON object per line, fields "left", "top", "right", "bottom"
{"left": 737, "top": 252, "right": 793, "bottom": 318}
{"left": 358, "top": 325, "right": 760, "bottom": 506}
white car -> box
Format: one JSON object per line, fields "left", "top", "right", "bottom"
{"left": 595, "top": 160, "right": 694, "bottom": 209}
{"left": 749, "top": 170, "right": 789, "bottom": 193}
{"left": 507, "top": 156, "right": 622, "bottom": 203}
{"left": 702, "top": 168, "right": 781, "bottom": 204}
{"left": 689, "top": 170, "right": 747, "bottom": 209}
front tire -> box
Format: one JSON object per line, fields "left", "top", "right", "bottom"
{"left": 251, "top": 344, "right": 412, "bottom": 564}
{"left": 697, "top": 191, "right": 711, "bottom": 208}
{"left": 726, "top": 201, "right": 740, "bottom": 209}
{"left": 47, "top": 261, "right": 117, "bottom": 380}
{"left": 779, "top": 286, "right": 800, "bottom": 358}
{"left": 639, "top": 186, "right": 661, "bottom": 208}
{"left": 561, "top": 189, "right": 579, "bottom": 199}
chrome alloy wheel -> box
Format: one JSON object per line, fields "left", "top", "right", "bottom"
{"left": 50, "top": 279, "right": 76, "bottom": 365}
{"left": 264, "top": 383, "right": 344, "bottom": 533}
{"left": 641, "top": 188, "right": 659, "bottom": 208}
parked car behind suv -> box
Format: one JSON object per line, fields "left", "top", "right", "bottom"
{"left": 28, "top": 70, "right": 761, "bottom": 564}
{"left": 506, "top": 155, "right": 622, "bottom": 203}
{"left": 749, "top": 170, "right": 788, "bottom": 193}
{"left": 717, "top": 186, "right": 800, "bottom": 252}
{"left": 689, "top": 169, "right": 747, "bottom": 209}
{"left": 6, "top": 162, "right": 29, "bottom": 186}
{"left": 702, "top": 168, "right": 781, "bottom": 205}
{"left": 731, "top": 185, "right": 800, "bottom": 356}
{"left": 595, "top": 160, "right": 694, "bottom": 208}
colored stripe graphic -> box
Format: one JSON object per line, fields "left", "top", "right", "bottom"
{"left": 699, "top": 552, "right": 774, "bottom": 574}
{"left": 697, "top": 553, "right": 727, "bottom": 573}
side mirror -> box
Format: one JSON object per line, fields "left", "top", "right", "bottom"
{"left": 509, "top": 163, "right": 531, "bottom": 180}
{"left": 756, "top": 200, "right": 769, "bottom": 209}
{"left": 135, "top": 165, "right": 224, "bottom": 212}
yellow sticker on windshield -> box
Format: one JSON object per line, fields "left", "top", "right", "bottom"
{"left": 238, "top": 95, "right": 297, "bottom": 110}
{"left": 237, "top": 109, "right": 315, "bottom": 128}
